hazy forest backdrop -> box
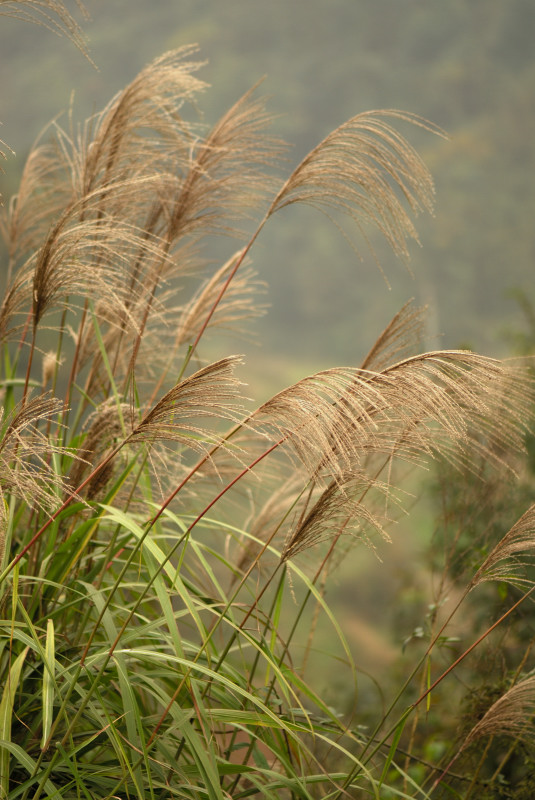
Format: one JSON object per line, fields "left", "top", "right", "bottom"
{"left": 2, "top": 0, "right": 535, "bottom": 391}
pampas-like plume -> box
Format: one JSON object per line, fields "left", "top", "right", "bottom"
{"left": 57, "top": 50, "right": 281, "bottom": 249}
{"left": 250, "top": 352, "right": 532, "bottom": 494}
{"left": 360, "top": 300, "right": 426, "bottom": 372}
{"left": 470, "top": 504, "right": 535, "bottom": 589}
{"left": 461, "top": 675, "right": 535, "bottom": 748}
{"left": 0, "top": 393, "right": 74, "bottom": 510}
{"left": 59, "top": 47, "right": 206, "bottom": 218}
{"left": 281, "top": 474, "right": 390, "bottom": 562}
{"left": 0, "top": 267, "right": 33, "bottom": 344}
{"left": 434, "top": 675, "right": 535, "bottom": 790}
{"left": 9, "top": 50, "right": 284, "bottom": 392}
{"left": 174, "top": 255, "right": 267, "bottom": 349}
{"left": 30, "top": 210, "right": 157, "bottom": 329}
{"left": 0, "top": 0, "right": 89, "bottom": 54}
{"left": 267, "top": 110, "right": 443, "bottom": 263}
{"left": 0, "top": 141, "right": 71, "bottom": 275}
{"left": 67, "top": 399, "right": 130, "bottom": 497}
{"left": 127, "top": 356, "right": 246, "bottom": 454}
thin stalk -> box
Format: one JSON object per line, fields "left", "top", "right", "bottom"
{"left": 21, "top": 321, "right": 37, "bottom": 406}
{"left": 61, "top": 298, "right": 89, "bottom": 433}
{"left": 360, "top": 585, "right": 469, "bottom": 766}
{"left": 177, "top": 234, "right": 263, "bottom": 384}
{"left": 335, "top": 584, "right": 535, "bottom": 799}
{"left": 226, "top": 526, "right": 348, "bottom": 798}
{"left": 463, "top": 736, "right": 494, "bottom": 800}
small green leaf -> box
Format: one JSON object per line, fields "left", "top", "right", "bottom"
{"left": 379, "top": 710, "right": 409, "bottom": 788}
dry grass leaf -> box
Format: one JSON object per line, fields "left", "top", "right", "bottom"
{"left": 267, "top": 110, "right": 443, "bottom": 264}
{"left": 470, "top": 504, "right": 535, "bottom": 589}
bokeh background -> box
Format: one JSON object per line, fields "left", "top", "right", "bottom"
{"left": 2, "top": 0, "right": 534, "bottom": 387}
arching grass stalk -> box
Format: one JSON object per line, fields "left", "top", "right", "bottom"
{"left": 358, "top": 583, "right": 470, "bottom": 766}
{"left": 155, "top": 484, "right": 312, "bottom": 791}
{"left": 96, "top": 474, "right": 322, "bottom": 799}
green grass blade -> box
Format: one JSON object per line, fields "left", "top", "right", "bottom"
{"left": 0, "top": 647, "right": 29, "bottom": 798}
{"left": 378, "top": 710, "right": 409, "bottom": 789}
{"left": 0, "top": 740, "right": 57, "bottom": 799}
{"left": 41, "top": 619, "right": 56, "bottom": 750}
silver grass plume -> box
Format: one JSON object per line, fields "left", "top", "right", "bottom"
{"left": 246, "top": 352, "right": 532, "bottom": 559}
{"left": 460, "top": 675, "right": 535, "bottom": 752}
{"left": 251, "top": 352, "right": 531, "bottom": 483}
{"left": 470, "top": 504, "right": 535, "bottom": 589}
{"left": 281, "top": 474, "right": 392, "bottom": 562}
{"left": 58, "top": 46, "right": 207, "bottom": 219}
{"left": 267, "top": 110, "right": 444, "bottom": 264}
{"left": 0, "top": 268, "right": 33, "bottom": 345}
{"left": 30, "top": 210, "right": 158, "bottom": 329}
{"left": 360, "top": 300, "right": 426, "bottom": 372}
{"left": 0, "top": 141, "right": 69, "bottom": 276}
{"left": 174, "top": 254, "right": 267, "bottom": 349}
{"left": 0, "top": 393, "right": 75, "bottom": 510}
{"left": 67, "top": 399, "right": 130, "bottom": 498}
{"left": 127, "top": 356, "right": 246, "bottom": 454}
{"left": 69, "top": 358, "right": 246, "bottom": 500}
{"left": 0, "top": 1, "right": 89, "bottom": 58}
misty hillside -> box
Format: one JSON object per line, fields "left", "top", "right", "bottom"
{"left": 2, "top": 0, "right": 534, "bottom": 373}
